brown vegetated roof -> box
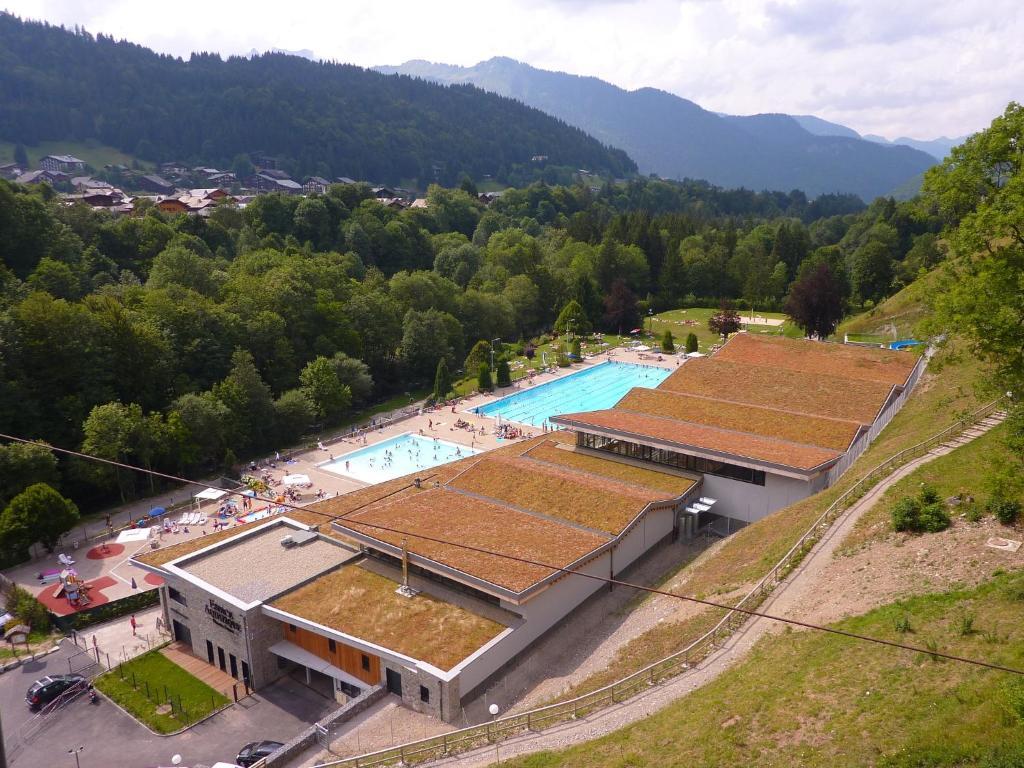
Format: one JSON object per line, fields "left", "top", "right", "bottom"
{"left": 616, "top": 387, "right": 862, "bottom": 451}
{"left": 448, "top": 454, "right": 673, "bottom": 534}
{"left": 270, "top": 561, "right": 506, "bottom": 670}
{"left": 522, "top": 440, "right": 696, "bottom": 496}
{"left": 334, "top": 487, "right": 609, "bottom": 593}
{"left": 557, "top": 409, "right": 842, "bottom": 472}
{"left": 658, "top": 357, "right": 895, "bottom": 424}
{"left": 715, "top": 333, "right": 917, "bottom": 387}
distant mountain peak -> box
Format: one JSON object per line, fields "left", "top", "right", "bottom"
{"left": 377, "top": 58, "right": 936, "bottom": 199}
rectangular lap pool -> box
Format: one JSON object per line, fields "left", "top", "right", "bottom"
{"left": 475, "top": 361, "right": 672, "bottom": 428}
{"left": 320, "top": 433, "right": 481, "bottom": 484}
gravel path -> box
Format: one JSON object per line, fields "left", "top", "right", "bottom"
{"left": 408, "top": 414, "right": 1005, "bottom": 768}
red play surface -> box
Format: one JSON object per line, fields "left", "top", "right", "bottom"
{"left": 36, "top": 575, "right": 118, "bottom": 616}
{"left": 86, "top": 542, "right": 125, "bottom": 559}
{"left": 143, "top": 573, "right": 164, "bottom": 586}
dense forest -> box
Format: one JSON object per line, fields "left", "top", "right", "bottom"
{"left": 0, "top": 169, "right": 944, "bottom": 535}
{"left": 0, "top": 14, "right": 635, "bottom": 185}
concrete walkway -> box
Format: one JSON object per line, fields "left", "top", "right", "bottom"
{"left": 361, "top": 411, "right": 1007, "bottom": 768}
{"left": 71, "top": 604, "right": 170, "bottom": 667}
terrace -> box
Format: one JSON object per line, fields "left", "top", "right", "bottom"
{"left": 269, "top": 559, "right": 510, "bottom": 671}
{"left": 334, "top": 487, "right": 610, "bottom": 595}
{"left": 658, "top": 358, "right": 896, "bottom": 424}
{"left": 448, "top": 454, "right": 673, "bottom": 535}
{"left": 522, "top": 440, "right": 697, "bottom": 496}
{"left": 615, "top": 388, "right": 863, "bottom": 452}
{"left": 714, "top": 333, "right": 918, "bottom": 386}
{"left": 555, "top": 409, "right": 843, "bottom": 473}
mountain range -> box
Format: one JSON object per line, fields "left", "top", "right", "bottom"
{"left": 377, "top": 57, "right": 942, "bottom": 200}
{"left": 0, "top": 15, "right": 634, "bottom": 186}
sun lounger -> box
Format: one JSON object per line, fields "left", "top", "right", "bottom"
{"left": 194, "top": 515, "right": 207, "bottom": 525}
{"left": 58, "top": 553, "right": 75, "bottom": 566}
{"left": 691, "top": 502, "right": 711, "bottom": 512}
{"left": 699, "top": 497, "right": 718, "bottom": 506}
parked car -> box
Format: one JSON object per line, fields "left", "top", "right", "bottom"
{"left": 26, "top": 674, "right": 86, "bottom": 709}
{"left": 236, "top": 741, "right": 284, "bottom": 766}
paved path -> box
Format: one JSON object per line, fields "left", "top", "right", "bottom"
{"left": 378, "top": 412, "right": 1007, "bottom": 768}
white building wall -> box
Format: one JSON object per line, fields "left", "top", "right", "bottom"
{"left": 703, "top": 472, "right": 816, "bottom": 524}
{"left": 456, "top": 507, "right": 676, "bottom": 697}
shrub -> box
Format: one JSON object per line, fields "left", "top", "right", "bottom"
{"left": 685, "top": 332, "right": 699, "bottom": 354}
{"left": 918, "top": 483, "right": 941, "bottom": 505}
{"left": 536, "top": 334, "right": 552, "bottom": 346}
{"left": 891, "top": 487, "right": 951, "bottom": 533}
{"left": 570, "top": 339, "right": 582, "bottom": 358}
{"left": 556, "top": 352, "right": 571, "bottom": 367}
{"left": 919, "top": 502, "right": 951, "bottom": 533}
{"left": 524, "top": 344, "right": 536, "bottom": 360}
{"left": 987, "top": 496, "right": 1022, "bottom": 526}
{"left": 964, "top": 504, "right": 984, "bottom": 523}
{"left": 10, "top": 585, "right": 50, "bottom": 632}
{"left": 661, "top": 330, "right": 675, "bottom": 353}
{"left": 477, "top": 363, "right": 492, "bottom": 391}
{"left": 495, "top": 359, "right": 511, "bottom": 388}
{"left": 891, "top": 496, "right": 921, "bottom": 532}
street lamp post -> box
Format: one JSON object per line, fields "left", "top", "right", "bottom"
{"left": 488, "top": 703, "right": 501, "bottom": 763}
{"left": 490, "top": 338, "right": 501, "bottom": 386}
{"left": 647, "top": 308, "right": 654, "bottom": 336}
{"left": 68, "top": 746, "right": 85, "bottom": 768}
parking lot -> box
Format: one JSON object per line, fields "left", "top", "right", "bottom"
{"left": 2, "top": 642, "right": 336, "bottom": 768}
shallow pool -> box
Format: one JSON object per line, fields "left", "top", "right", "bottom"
{"left": 320, "top": 433, "right": 481, "bottom": 484}
{"left": 474, "top": 361, "right": 671, "bottom": 427}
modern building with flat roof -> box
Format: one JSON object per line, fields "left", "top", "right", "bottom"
{"left": 132, "top": 334, "right": 924, "bottom": 722}
{"left": 552, "top": 333, "right": 924, "bottom": 525}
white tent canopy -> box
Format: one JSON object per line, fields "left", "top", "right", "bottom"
{"left": 283, "top": 474, "right": 311, "bottom": 487}
{"left": 194, "top": 488, "right": 228, "bottom": 501}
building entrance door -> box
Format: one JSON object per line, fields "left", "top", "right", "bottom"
{"left": 206, "top": 640, "right": 214, "bottom": 664}
{"left": 386, "top": 668, "right": 402, "bottom": 697}
{"left": 217, "top": 646, "right": 226, "bottom": 672}
{"left": 171, "top": 620, "right": 191, "bottom": 646}
{"left": 229, "top": 654, "right": 238, "bottom": 679}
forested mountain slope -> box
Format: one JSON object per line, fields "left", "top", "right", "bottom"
{"left": 378, "top": 57, "right": 936, "bottom": 199}
{"left": 0, "top": 15, "right": 635, "bottom": 185}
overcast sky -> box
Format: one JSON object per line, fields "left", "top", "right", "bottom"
{"left": 5, "top": 0, "right": 1019, "bottom": 139}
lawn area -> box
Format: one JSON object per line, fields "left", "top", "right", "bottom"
{"left": 508, "top": 572, "right": 1024, "bottom": 768}
{"left": 94, "top": 648, "right": 229, "bottom": 733}
{"left": 650, "top": 307, "right": 795, "bottom": 353}
{"left": 0, "top": 138, "right": 145, "bottom": 172}
{"left": 841, "top": 422, "right": 1022, "bottom": 554}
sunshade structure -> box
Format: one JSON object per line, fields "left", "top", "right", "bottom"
{"left": 283, "top": 474, "right": 311, "bottom": 487}
{"left": 194, "top": 487, "right": 228, "bottom": 510}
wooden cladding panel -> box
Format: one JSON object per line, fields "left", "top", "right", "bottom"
{"left": 282, "top": 622, "right": 380, "bottom": 685}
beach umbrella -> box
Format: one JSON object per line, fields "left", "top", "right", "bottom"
{"left": 630, "top": 328, "right": 642, "bottom": 334}
{"left": 148, "top": 506, "right": 166, "bottom": 517}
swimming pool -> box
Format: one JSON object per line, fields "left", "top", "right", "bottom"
{"left": 474, "top": 361, "right": 672, "bottom": 427}
{"left": 320, "top": 433, "right": 481, "bottom": 484}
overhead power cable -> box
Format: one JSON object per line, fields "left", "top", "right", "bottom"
{"left": 2, "top": 430, "right": 1022, "bottom": 677}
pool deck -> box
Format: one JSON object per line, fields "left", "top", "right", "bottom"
{"left": 3, "top": 346, "right": 679, "bottom": 607}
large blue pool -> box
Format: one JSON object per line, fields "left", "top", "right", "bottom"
{"left": 320, "top": 433, "right": 481, "bottom": 484}
{"left": 474, "top": 361, "right": 671, "bottom": 427}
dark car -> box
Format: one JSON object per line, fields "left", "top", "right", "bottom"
{"left": 26, "top": 674, "right": 86, "bottom": 709}
{"left": 236, "top": 741, "right": 284, "bottom": 767}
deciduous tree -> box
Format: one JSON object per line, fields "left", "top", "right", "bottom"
{"left": 784, "top": 262, "right": 847, "bottom": 340}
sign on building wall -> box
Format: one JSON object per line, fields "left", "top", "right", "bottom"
{"left": 205, "top": 599, "right": 241, "bottom": 633}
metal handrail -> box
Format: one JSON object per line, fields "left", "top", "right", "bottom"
{"left": 295, "top": 395, "right": 1007, "bottom": 768}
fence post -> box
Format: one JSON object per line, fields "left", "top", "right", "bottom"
{"left": 131, "top": 671, "right": 136, "bottom": 689}
{"left": 144, "top": 680, "right": 150, "bottom": 699}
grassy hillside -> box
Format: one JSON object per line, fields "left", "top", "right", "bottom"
{"left": 838, "top": 265, "right": 943, "bottom": 340}
{"left": 842, "top": 421, "right": 1021, "bottom": 554}
{"left": 511, "top": 572, "right": 1024, "bottom": 768}
{"left": 0, "top": 138, "right": 144, "bottom": 172}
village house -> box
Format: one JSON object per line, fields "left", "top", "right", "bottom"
{"left": 16, "top": 169, "right": 70, "bottom": 185}
{"left": 137, "top": 174, "right": 176, "bottom": 194}
{"left": 40, "top": 154, "right": 86, "bottom": 173}
{"left": 303, "top": 176, "right": 331, "bottom": 194}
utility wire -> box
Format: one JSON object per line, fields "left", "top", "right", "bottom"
{"left": 3, "top": 431, "right": 1022, "bottom": 677}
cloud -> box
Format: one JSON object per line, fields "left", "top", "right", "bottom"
{"left": 3, "top": 0, "right": 1019, "bottom": 139}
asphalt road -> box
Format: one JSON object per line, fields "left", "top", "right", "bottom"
{"left": 2, "top": 641, "right": 335, "bottom": 768}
